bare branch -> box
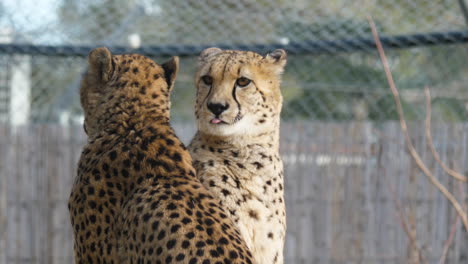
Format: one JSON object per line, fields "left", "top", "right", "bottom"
{"left": 424, "top": 87, "right": 468, "bottom": 182}
{"left": 387, "top": 183, "right": 429, "bottom": 264}
{"left": 438, "top": 215, "right": 460, "bottom": 264}
{"left": 459, "top": 0, "right": 468, "bottom": 25}
{"left": 439, "top": 181, "right": 465, "bottom": 264}
{"left": 367, "top": 16, "right": 468, "bottom": 231}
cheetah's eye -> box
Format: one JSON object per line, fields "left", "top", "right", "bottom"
{"left": 201, "top": 75, "right": 213, "bottom": 85}
{"left": 236, "top": 77, "right": 251, "bottom": 87}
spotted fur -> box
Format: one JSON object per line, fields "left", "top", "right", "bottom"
{"left": 68, "top": 47, "right": 255, "bottom": 264}
{"left": 189, "top": 48, "right": 287, "bottom": 264}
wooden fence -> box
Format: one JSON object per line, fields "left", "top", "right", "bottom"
{"left": 0, "top": 122, "right": 466, "bottom": 264}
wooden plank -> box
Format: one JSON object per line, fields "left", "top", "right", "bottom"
{"left": 0, "top": 122, "right": 466, "bottom": 264}
{"left": 37, "top": 124, "right": 49, "bottom": 264}
{"left": 319, "top": 122, "right": 333, "bottom": 264}
{"left": 305, "top": 122, "right": 323, "bottom": 264}
{"left": 447, "top": 122, "right": 466, "bottom": 263}
{"left": 362, "top": 122, "right": 377, "bottom": 260}
{"left": 28, "top": 125, "right": 41, "bottom": 264}
{"left": 380, "top": 122, "right": 401, "bottom": 262}
{"left": 0, "top": 125, "right": 10, "bottom": 264}
{"left": 10, "top": 126, "right": 21, "bottom": 263}
{"left": 331, "top": 122, "right": 348, "bottom": 263}
{"left": 66, "top": 125, "right": 87, "bottom": 264}
{"left": 49, "top": 125, "right": 61, "bottom": 264}
{"left": 283, "top": 121, "right": 303, "bottom": 264}
{"left": 62, "top": 125, "right": 81, "bottom": 264}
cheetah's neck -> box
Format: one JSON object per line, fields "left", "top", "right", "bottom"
{"left": 193, "top": 127, "right": 280, "bottom": 155}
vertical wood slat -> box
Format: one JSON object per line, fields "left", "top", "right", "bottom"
{"left": 29, "top": 125, "right": 39, "bottom": 264}
{"left": 0, "top": 122, "right": 466, "bottom": 264}
{"left": 0, "top": 126, "right": 10, "bottom": 264}
{"left": 455, "top": 123, "right": 468, "bottom": 263}
{"left": 11, "top": 126, "right": 21, "bottom": 263}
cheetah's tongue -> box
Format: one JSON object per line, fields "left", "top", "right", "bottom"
{"left": 210, "top": 118, "right": 222, "bottom": 124}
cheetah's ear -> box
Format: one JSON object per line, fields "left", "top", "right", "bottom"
{"left": 88, "top": 47, "right": 113, "bottom": 83}
{"left": 198, "top": 47, "right": 222, "bottom": 65}
{"left": 162, "top": 56, "right": 179, "bottom": 91}
{"left": 264, "top": 49, "right": 287, "bottom": 75}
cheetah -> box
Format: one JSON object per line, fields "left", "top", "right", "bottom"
{"left": 68, "top": 47, "right": 255, "bottom": 264}
{"left": 188, "top": 48, "right": 287, "bottom": 264}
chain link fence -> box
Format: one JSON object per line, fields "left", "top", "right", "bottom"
{"left": 0, "top": 0, "right": 467, "bottom": 124}
{"left": 1, "top": 1, "right": 468, "bottom": 264}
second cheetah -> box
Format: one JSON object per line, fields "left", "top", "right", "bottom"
{"left": 68, "top": 47, "right": 255, "bottom": 264}
{"left": 189, "top": 48, "right": 287, "bottom": 264}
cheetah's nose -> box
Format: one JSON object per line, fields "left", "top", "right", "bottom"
{"left": 207, "top": 102, "right": 229, "bottom": 116}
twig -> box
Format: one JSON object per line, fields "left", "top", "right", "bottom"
{"left": 439, "top": 181, "right": 465, "bottom": 264}
{"left": 377, "top": 134, "right": 428, "bottom": 264}
{"left": 438, "top": 215, "right": 460, "bottom": 264}
{"left": 387, "top": 182, "right": 429, "bottom": 264}
{"left": 459, "top": 0, "right": 468, "bottom": 26}
{"left": 367, "top": 16, "right": 468, "bottom": 231}
{"left": 424, "top": 87, "right": 468, "bottom": 182}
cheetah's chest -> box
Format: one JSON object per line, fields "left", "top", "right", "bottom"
{"left": 192, "top": 148, "right": 286, "bottom": 264}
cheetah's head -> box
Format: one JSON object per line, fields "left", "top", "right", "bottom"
{"left": 80, "top": 47, "right": 179, "bottom": 137}
{"left": 194, "top": 48, "right": 287, "bottom": 137}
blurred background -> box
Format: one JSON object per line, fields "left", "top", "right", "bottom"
{"left": 0, "top": 0, "right": 467, "bottom": 263}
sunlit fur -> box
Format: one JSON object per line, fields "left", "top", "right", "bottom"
{"left": 194, "top": 49, "right": 285, "bottom": 137}
{"left": 190, "top": 48, "right": 287, "bottom": 264}
{"left": 70, "top": 47, "right": 256, "bottom": 264}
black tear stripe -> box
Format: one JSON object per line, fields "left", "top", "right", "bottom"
{"left": 201, "top": 65, "right": 214, "bottom": 107}
{"left": 232, "top": 84, "right": 241, "bottom": 115}
{"left": 223, "top": 53, "right": 241, "bottom": 118}
{"left": 204, "top": 53, "right": 235, "bottom": 107}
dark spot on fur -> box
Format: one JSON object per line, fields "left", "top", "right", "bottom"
{"left": 248, "top": 210, "right": 259, "bottom": 220}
